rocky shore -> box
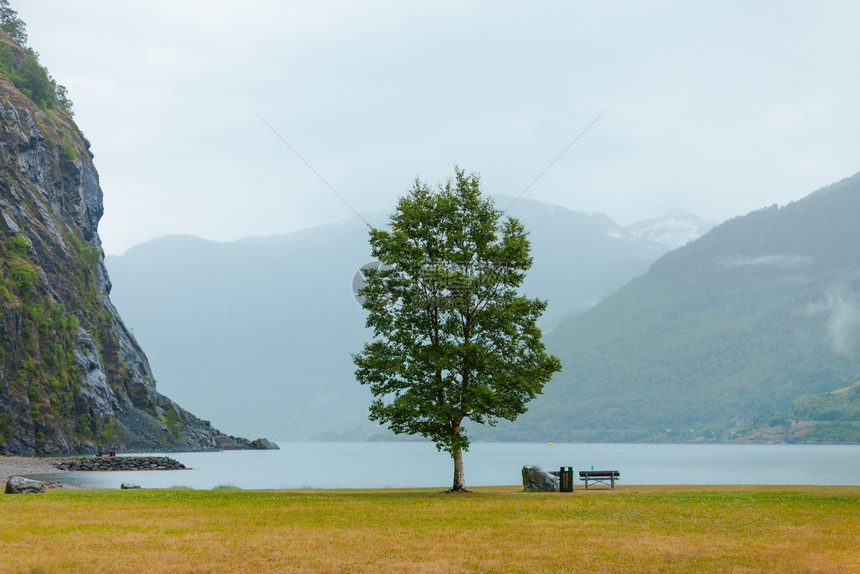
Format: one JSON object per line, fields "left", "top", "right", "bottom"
{"left": 53, "top": 456, "right": 186, "bottom": 472}
{"left": 1, "top": 455, "right": 190, "bottom": 489}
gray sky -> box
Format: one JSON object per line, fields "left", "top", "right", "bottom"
{"left": 16, "top": 0, "right": 860, "bottom": 254}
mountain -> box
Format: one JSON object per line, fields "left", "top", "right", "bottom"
{"left": 105, "top": 199, "right": 710, "bottom": 440}
{"left": 487, "top": 171, "right": 860, "bottom": 443}
{"left": 0, "top": 25, "right": 245, "bottom": 454}
{"left": 497, "top": 198, "right": 713, "bottom": 326}
{"left": 618, "top": 211, "right": 715, "bottom": 251}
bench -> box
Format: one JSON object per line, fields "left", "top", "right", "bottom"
{"left": 97, "top": 449, "right": 116, "bottom": 457}
{"left": 579, "top": 470, "right": 620, "bottom": 490}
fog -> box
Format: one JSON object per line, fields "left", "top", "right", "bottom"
{"left": 15, "top": 0, "right": 860, "bottom": 254}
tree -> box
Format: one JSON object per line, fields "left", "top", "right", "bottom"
{"left": 0, "top": 0, "right": 27, "bottom": 45}
{"left": 14, "top": 55, "right": 53, "bottom": 108}
{"left": 0, "top": 2, "right": 73, "bottom": 116}
{"left": 353, "top": 167, "right": 562, "bottom": 491}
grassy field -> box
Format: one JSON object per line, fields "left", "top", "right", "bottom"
{"left": 0, "top": 485, "right": 858, "bottom": 573}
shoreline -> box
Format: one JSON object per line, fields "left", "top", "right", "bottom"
{"left": 1, "top": 455, "right": 187, "bottom": 489}
{"left": 0, "top": 456, "right": 70, "bottom": 487}
{"left": 3, "top": 456, "right": 859, "bottom": 494}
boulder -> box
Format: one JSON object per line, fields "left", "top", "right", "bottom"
{"left": 5, "top": 476, "right": 46, "bottom": 494}
{"left": 522, "top": 465, "right": 559, "bottom": 492}
{"left": 120, "top": 483, "right": 141, "bottom": 489}
{"left": 250, "top": 438, "right": 279, "bottom": 450}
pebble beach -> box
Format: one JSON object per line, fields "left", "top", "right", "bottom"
{"left": 0, "top": 457, "right": 67, "bottom": 486}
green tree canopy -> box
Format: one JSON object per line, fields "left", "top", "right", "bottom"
{"left": 353, "top": 167, "right": 561, "bottom": 491}
{"left": 0, "top": 1, "right": 74, "bottom": 115}
{"left": 0, "top": 0, "right": 26, "bottom": 45}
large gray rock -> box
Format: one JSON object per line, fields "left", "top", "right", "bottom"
{"left": 5, "top": 476, "right": 46, "bottom": 494}
{"left": 522, "top": 465, "right": 559, "bottom": 492}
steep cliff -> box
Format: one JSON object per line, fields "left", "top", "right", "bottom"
{"left": 0, "top": 32, "right": 236, "bottom": 454}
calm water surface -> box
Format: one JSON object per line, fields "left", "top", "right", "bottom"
{"left": 33, "top": 442, "right": 860, "bottom": 490}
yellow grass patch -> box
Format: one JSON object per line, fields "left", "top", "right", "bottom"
{"left": 0, "top": 485, "right": 857, "bottom": 572}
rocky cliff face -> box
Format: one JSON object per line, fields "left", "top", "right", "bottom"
{"left": 0, "top": 50, "right": 235, "bottom": 455}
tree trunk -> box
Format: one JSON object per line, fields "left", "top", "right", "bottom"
{"left": 451, "top": 444, "right": 467, "bottom": 492}
{"left": 452, "top": 447, "right": 466, "bottom": 491}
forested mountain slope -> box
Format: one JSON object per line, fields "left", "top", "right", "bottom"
{"left": 492, "top": 172, "right": 860, "bottom": 442}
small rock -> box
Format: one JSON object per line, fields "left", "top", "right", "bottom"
{"left": 120, "top": 483, "right": 141, "bottom": 489}
{"left": 250, "top": 438, "right": 280, "bottom": 450}
{"left": 522, "top": 465, "right": 559, "bottom": 492}
{"left": 5, "top": 476, "right": 46, "bottom": 494}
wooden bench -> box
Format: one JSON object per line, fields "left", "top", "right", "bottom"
{"left": 579, "top": 470, "right": 620, "bottom": 490}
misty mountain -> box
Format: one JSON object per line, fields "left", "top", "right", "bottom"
{"left": 486, "top": 172, "right": 860, "bottom": 443}
{"left": 105, "top": 198, "right": 708, "bottom": 440}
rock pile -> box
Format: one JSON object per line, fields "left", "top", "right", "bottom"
{"left": 53, "top": 456, "right": 187, "bottom": 471}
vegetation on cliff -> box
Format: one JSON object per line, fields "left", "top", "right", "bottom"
{"left": 0, "top": 222, "right": 115, "bottom": 451}
{"left": 0, "top": 1, "right": 72, "bottom": 115}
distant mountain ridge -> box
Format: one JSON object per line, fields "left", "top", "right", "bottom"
{"left": 485, "top": 171, "right": 860, "bottom": 443}
{"left": 106, "top": 198, "right": 710, "bottom": 440}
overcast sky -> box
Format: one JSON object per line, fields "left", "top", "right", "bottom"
{"left": 15, "top": 1, "right": 860, "bottom": 254}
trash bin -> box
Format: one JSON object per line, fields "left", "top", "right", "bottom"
{"left": 559, "top": 466, "right": 573, "bottom": 492}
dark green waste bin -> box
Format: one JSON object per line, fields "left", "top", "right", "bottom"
{"left": 559, "top": 466, "right": 574, "bottom": 492}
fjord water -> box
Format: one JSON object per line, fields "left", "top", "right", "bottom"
{"left": 36, "top": 442, "right": 860, "bottom": 490}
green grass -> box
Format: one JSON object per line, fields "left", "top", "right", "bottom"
{"left": 0, "top": 485, "right": 858, "bottom": 572}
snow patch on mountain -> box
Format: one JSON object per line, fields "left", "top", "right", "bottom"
{"left": 614, "top": 212, "right": 715, "bottom": 251}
